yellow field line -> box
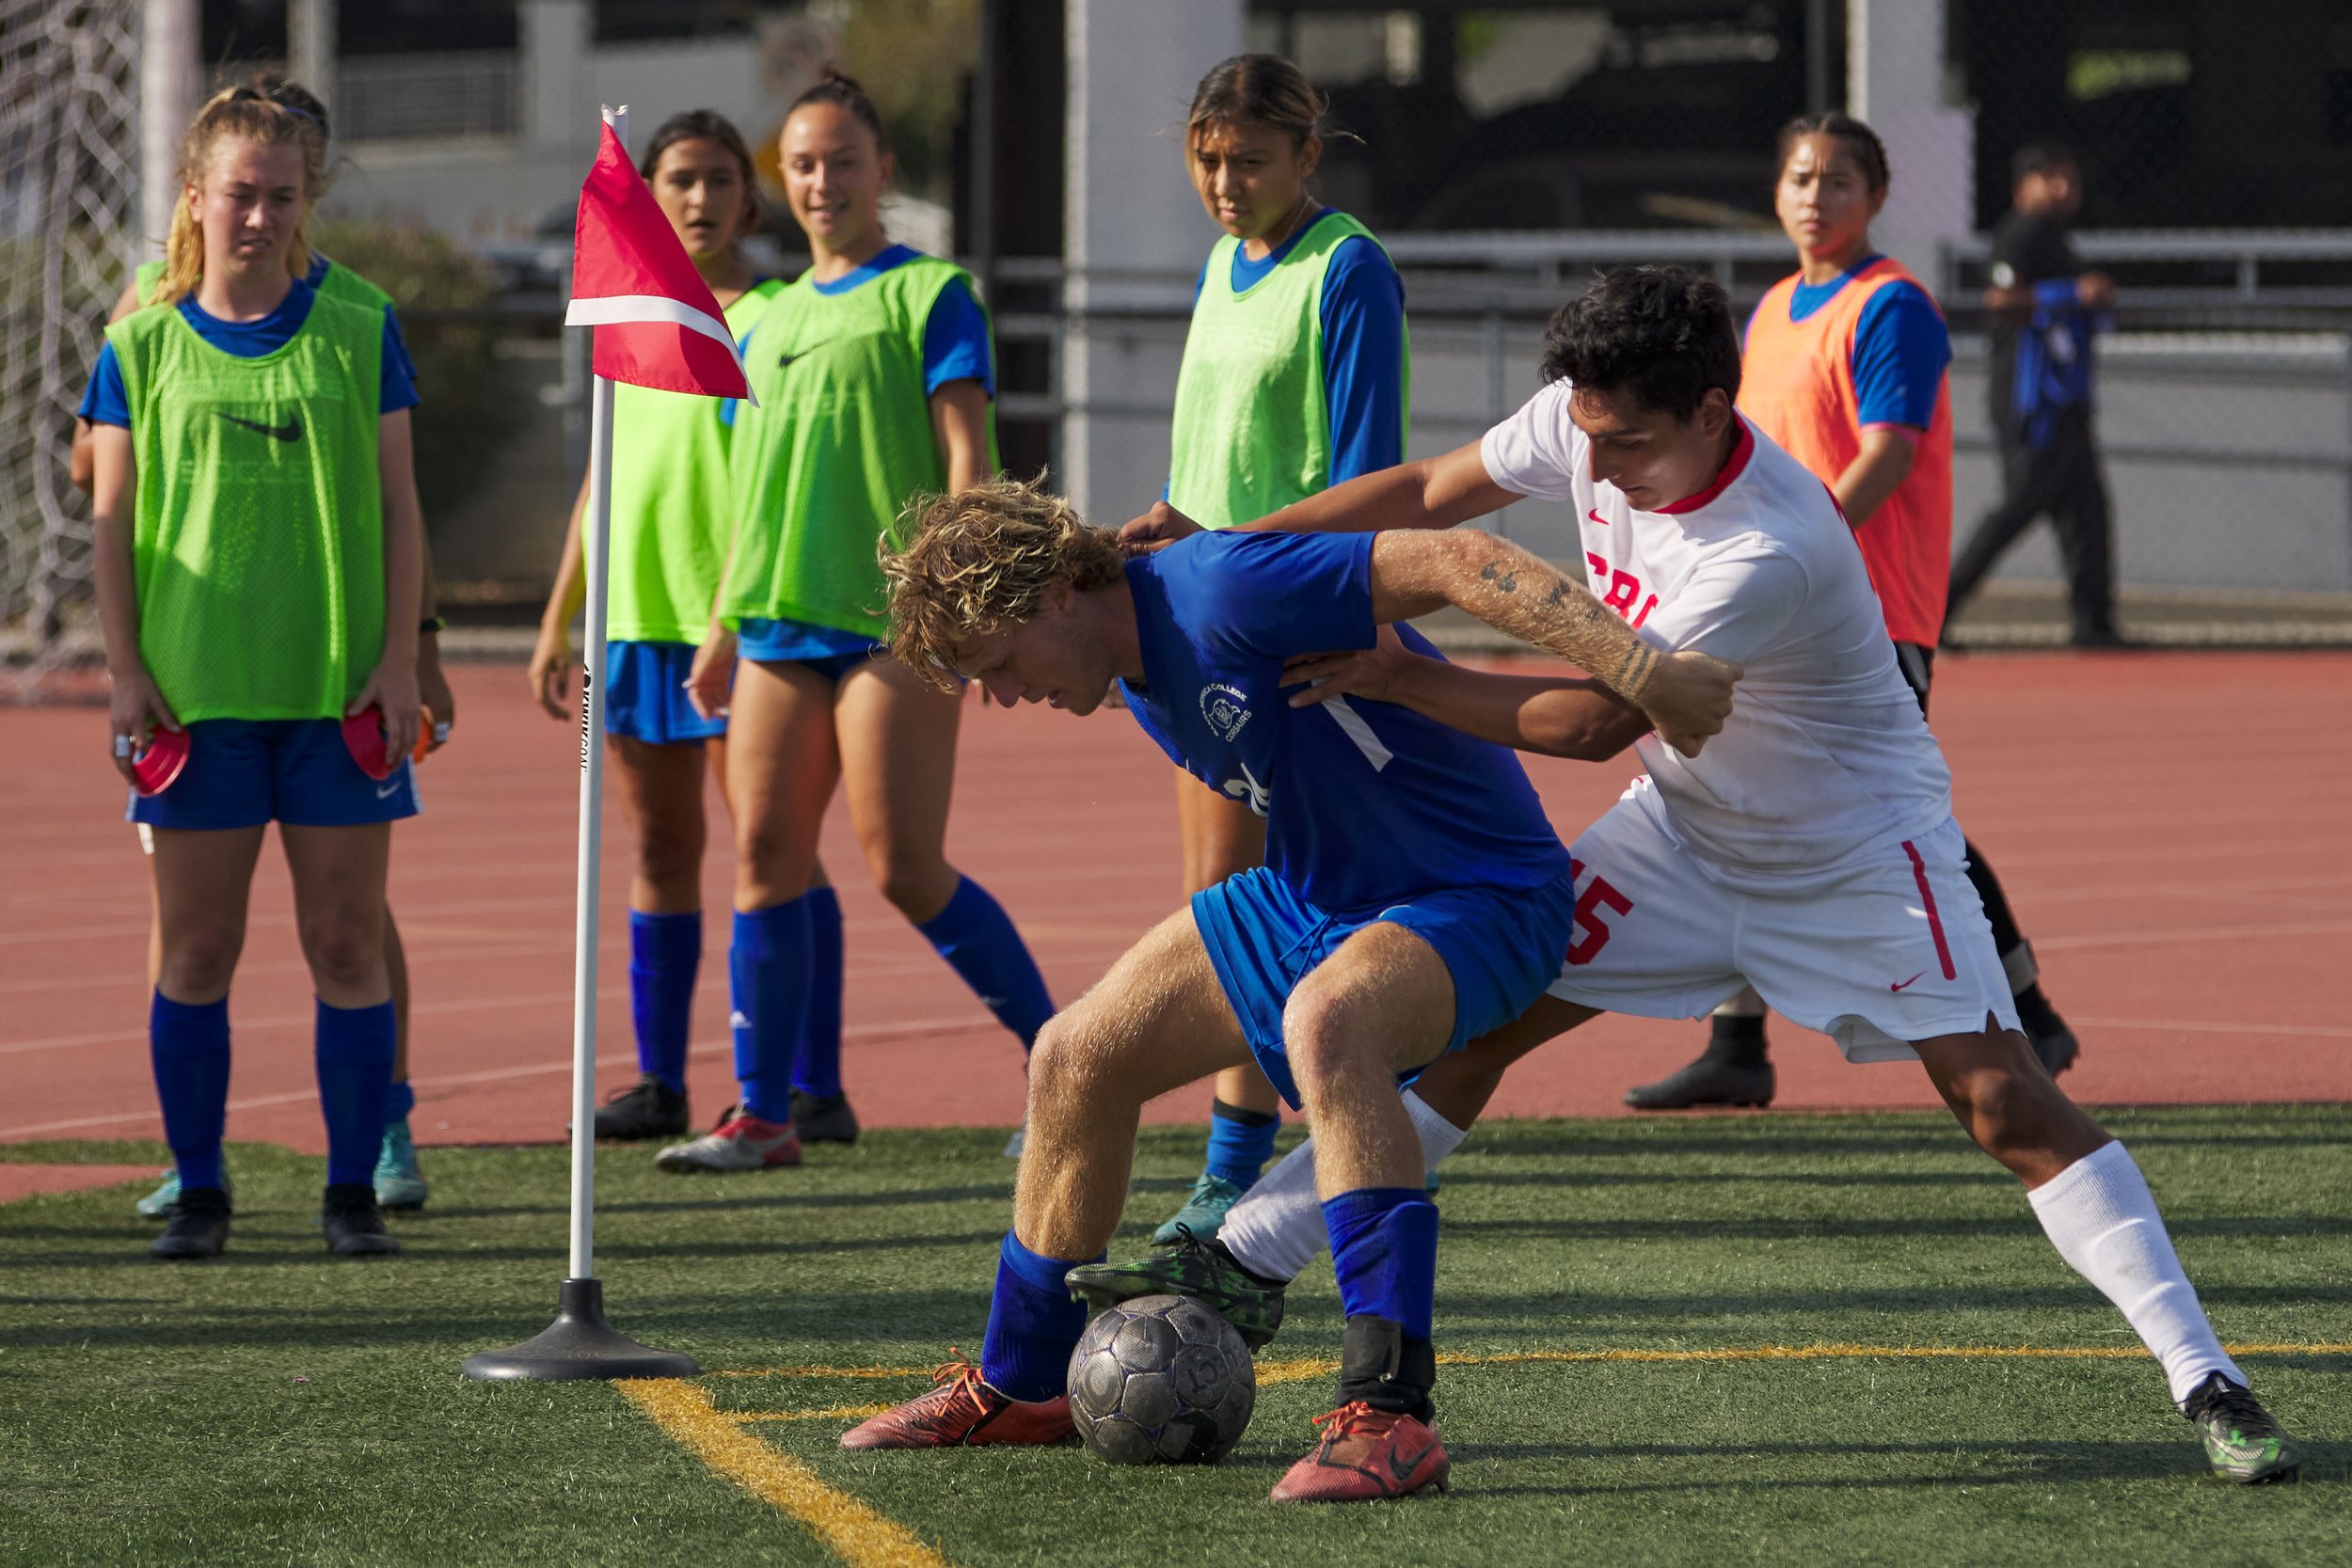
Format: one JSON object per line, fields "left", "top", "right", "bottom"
{"left": 616, "top": 1380, "right": 958, "bottom": 1568}
{"left": 729, "top": 1404, "right": 897, "bottom": 1424}
{"left": 715, "top": 1339, "right": 2352, "bottom": 1388}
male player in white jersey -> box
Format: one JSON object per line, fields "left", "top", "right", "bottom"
{"left": 1082, "top": 264, "right": 2303, "bottom": 1485}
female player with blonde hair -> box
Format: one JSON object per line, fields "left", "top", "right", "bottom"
{"left": 527, "top": 109, "right": 799, "bottom": 1147}
{"left": 1625, "top": 111, "right": 2078, "bottom": 1110}
{"left": 1147, "top": 54, "right": 1410, "bottom": 1241}
{"left": 662, "top": 71, "right": 1053, "bottom": 1171}
{"left": 82, "top": 86, "right": 423, "bottom": 1258}
{"left": 74, "top": 73, "right": 449, "bottom": 1220}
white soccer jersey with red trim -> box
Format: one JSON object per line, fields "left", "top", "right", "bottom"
{"left": 1480, "top": 380, "right": 1951, "bottom": 874}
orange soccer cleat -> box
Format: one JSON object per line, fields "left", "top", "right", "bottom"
{"left": 839, "top": 1354, "right": 1075, "bottom": 1449}
{"left": 1268, "top": 1402, "right": 1451, "bottom": 1502}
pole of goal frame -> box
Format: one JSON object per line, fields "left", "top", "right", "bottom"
{"left": 463, "top": 105, "right": 696, "bottom": 1383}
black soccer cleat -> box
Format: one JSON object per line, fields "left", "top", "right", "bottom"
{"left": 1625, "top": 1052, "right": 1775, "bottom": 1110}
{"left": 321, "top": 1182, "right": 402, "bottom": 1257}
{"left": 789, "top": 1088, "right": 860, "bottom": 1145}
{"left": 2183, "top": 1372, "right": 2303, "bottom": 1484}
{"left": 593, "top": 1075, "right": 691, "bottom": 1141}
{"left": 149, "top": 1185, "right": 230, "bottom": 1260}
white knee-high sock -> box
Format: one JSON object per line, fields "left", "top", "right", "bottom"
{"left": 2026, "top": 1140, "right": 2244, "bottom": 1406}
{"left": 1218, "top": 1090, "right": 1469, "bottom": 1284}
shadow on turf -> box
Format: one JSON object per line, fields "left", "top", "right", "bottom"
{"left": 1436, "top": 1436, "right": 2344, "bottom": 1494}
{"left": 1463, "top": 1119, "right": 2352, "bottom": 1163}
{"left": 1438, "top": 1212, "right": 2347, "bottom": 1244}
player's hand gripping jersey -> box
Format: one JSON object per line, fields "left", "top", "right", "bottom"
{"left": 1481, "top": 383, "right": 1951, "bottom": 874}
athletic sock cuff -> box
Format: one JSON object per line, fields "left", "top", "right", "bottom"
{"left": 313, "top": 998, "right": 396, "bottom": 1063}
{"left": 1209, "top": 1098, "right": 1279, "bottom": 1129}
{"left": 150, "top": 990, "right": 229, "bottom": 1053}
{"left": 1000, "top": 1230, "right": 1095, "bottom": 1294}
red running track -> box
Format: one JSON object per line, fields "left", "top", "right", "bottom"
{"left": 4, "top": 651, "right": 2349, "bottom": 1155}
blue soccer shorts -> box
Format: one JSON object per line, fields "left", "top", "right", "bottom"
{"left": 604, "top": 640, "right": 726, "bottom": 745}
{"left": 127, "top": 718, "right": 420, "bottom": 831}
{"left": 1190, "top": 863, "right": 1580, "bottom": 1109}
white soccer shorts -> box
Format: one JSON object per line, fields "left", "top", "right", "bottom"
{"left": 1545, "top": 789, "right": 2020, "bottom": 1061}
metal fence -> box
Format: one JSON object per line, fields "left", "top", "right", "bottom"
{"left": 0, "top": 0, "right": 135, "bottom": 671}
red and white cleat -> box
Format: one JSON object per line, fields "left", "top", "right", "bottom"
{"left": 839, "top": 1355, "right": 1074, "bottom": 1449}
{"left": 1268, "top": 1402, "right": 1451, "bottom": 1502}
{"left": 653, "top": 1107, "right": 803, "bottom": 1173}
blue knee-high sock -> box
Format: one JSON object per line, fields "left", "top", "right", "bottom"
{"left": 792, "top": 886, "right": 846, "bottom": 1099}
{"left": 1203, "top": 1098, "right": 1280, "bottom": 1189}
{"left": 315, "top": 998, "right": 397, "bottom": 1188}
{"left": 1324, "top": 1188, "right": 1440, "bottom": 1341}
{"left": 915, "top": 877, "right": 1054, "bottom": 1051}
{"left": 629, "top": 910, "right": 702, "bottom": 1094}
{"left": 980, "top": 1231, "right": 1101, "bottom": 1402}
{"left": 385, "top": 1079, "right": 415, "bottom": 1127}
{"left": 150, "top": 991, "right": 230, "bottom": 1191}
{"left": 730, "top": 898, "right": 811, "bottom": 1124}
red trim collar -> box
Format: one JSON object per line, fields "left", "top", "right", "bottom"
{"left": 1653, "top": 419, "right": 1755, "bottom": 515}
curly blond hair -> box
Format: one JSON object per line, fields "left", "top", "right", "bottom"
{"left": 882, "top": 477, "right": 1126, "bottom": 690}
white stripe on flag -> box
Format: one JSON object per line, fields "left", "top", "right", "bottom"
{"left": 563, "top": 293, "right": 755, "bottom": 403}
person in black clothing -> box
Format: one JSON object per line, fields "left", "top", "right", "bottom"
{"left": 1947, "top": 144, "right": 2122, "bottom": 647}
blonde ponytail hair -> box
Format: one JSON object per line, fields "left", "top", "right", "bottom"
{"left": 153, "top": 86, "right": 329, "bottom": 307}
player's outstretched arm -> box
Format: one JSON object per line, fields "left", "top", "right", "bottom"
{"left": 1120, "top": 440, "right": 1513, "bottom": 550}
{"left": 1365, "top": 528, "right": 1740, "bottom": 757}
{"left": 1287, "top": 630, "right": 1648, "bottom": 761}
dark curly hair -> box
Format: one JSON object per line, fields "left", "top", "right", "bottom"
{"left": 1537, "top": 265, "right": 1741, "bottom": 422}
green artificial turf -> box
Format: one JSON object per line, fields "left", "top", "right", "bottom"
{"left": 1, "top": 1107, "right": 2344, "bottom": 1568}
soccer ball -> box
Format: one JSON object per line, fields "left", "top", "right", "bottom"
{"left": 1066, "top": 1293, "right": 1255, "bottom": 1464}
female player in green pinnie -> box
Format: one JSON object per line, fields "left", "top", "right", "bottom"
{"left": 82, "top": 87, "right": 424, "bottom": 1260}
{"left": 669, "top": 71, "right": 1055, "bottom": 1173}
{"left": 526, "top": 109, "right": 807, "bottom": 1149}
{"left": 1148, "top": 55, "right": 1410, "bottom": 1243}
{"left": 72, "top": 74, "right": 448, "bottom": 1221}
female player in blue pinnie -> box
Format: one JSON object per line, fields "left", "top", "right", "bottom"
{"left": 527, "top": 110, "right": 796, "bottom": 1150}
{"left": 83, "top": 87, "right": 424, "bottom": 1260}
{"left": 665, "top": 71, "right": 1056, "bottom": 1173}
{"left": 1150, "top": 55, "right": 1410, "bottom": 1243}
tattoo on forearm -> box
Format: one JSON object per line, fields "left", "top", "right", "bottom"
{"left": 1462, "top": 536, "right": 1654, "bottom": 703}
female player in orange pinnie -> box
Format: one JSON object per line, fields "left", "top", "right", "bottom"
{"left": 83, "top": 87, "right": 423, "bottom": 1259}
{"left": 1625, "top": 111, "right": 2080, "bottom": 1112}
{"left": 664, "top": 72, "right": 1054, "bottom": 1173}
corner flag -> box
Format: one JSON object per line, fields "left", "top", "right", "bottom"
{"left": 564, "top": 119, "right": 752, "bottom": 401}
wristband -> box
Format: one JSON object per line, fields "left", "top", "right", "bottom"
{"left": 420, "top": 615, "right": 447, "bottom": 635}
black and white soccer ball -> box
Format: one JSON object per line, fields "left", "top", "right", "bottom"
{"left": 1066, "top": 1293, "right": 1255, "bottom": 1464}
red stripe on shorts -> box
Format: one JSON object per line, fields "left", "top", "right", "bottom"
{"left": 1902, "top": 839, "right": 1957, "bottom": 981}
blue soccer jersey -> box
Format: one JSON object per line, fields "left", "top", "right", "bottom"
{"left": 1120, "top": 531, "right": 1568, "bottom": 915}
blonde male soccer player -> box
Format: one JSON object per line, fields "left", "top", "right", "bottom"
{"left": 839, "top": 476, "right": 1736, "bottom": 1502}
{"left": 1076, "top": 264, "right": 2303, "bottom": 1486}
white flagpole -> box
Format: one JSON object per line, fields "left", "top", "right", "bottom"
{"left": 462, "top": 102, "right": 692, "bottom": 1379}
{"left": 566, "top": 102, "right": 628, "bottom": 1283}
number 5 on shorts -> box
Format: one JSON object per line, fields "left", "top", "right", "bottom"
{"left": 1565, "top": 857, "right": 1633, "bottom": 966}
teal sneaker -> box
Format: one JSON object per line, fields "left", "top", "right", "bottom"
{"left": 373, "top": 1117, "right": 429, "bottom": 1211}
{"left": 135, "top": 1167, "right": 181, "bottom": 1220}
{"left": 2184, "top": 1372, "right": 2303, "bottom": 1483}
{"left": 1151, "top": 1171, "right": 1247, "bottom": 1245}
{"left": 137, "top": 1165, "right": 231, "bottom": 1220}
{"left": 1065, "top": 1227, "right": 1286, "bottom": 1350}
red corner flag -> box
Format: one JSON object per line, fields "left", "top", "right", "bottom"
{"left": 564, "top": 121, "right": 751, "bottom": 401}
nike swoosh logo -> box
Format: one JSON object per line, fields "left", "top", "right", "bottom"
{"left": 374, "top": 780, "right": 402, "bottom": 800}
{"left": 1890, "top": 972, "right": 1926, "bottom": 992}
{"left": 1586, "top": 507, "right": 1609, "bottom": 526}
{"left": 217, "top": 412, "right": 303, "bottom": 442}
{"left": 1388, "top": 1440, "right": 1440, "bottom": 1481}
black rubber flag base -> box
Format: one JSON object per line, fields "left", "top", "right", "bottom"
{"left": 462, "top": 1277, "right": 700, "bottom": 1381}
